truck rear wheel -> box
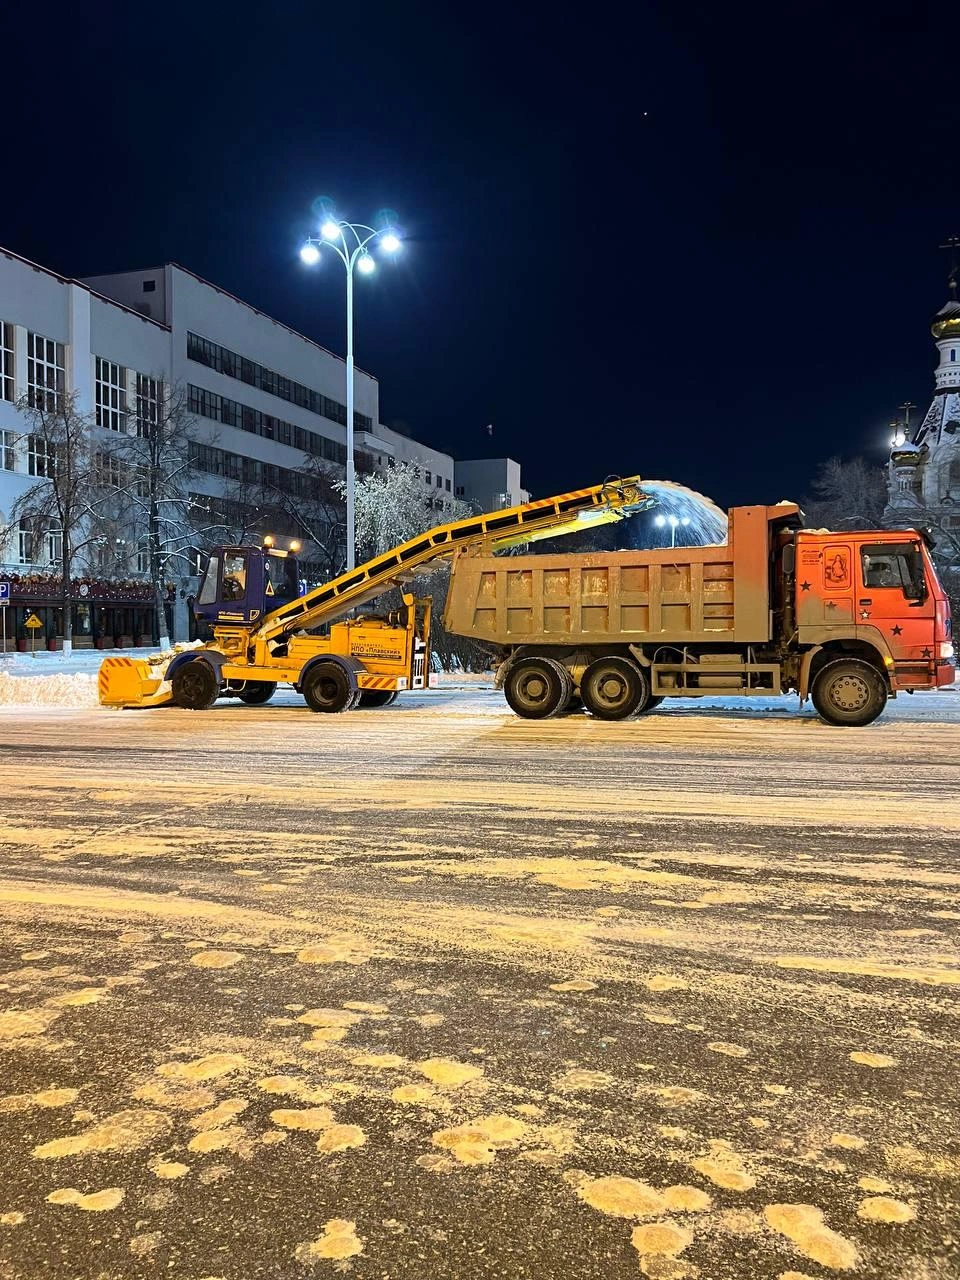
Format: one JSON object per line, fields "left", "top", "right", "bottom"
{"left": 811, "top": 658, "right": 887, "bottom": 727}
{"left": 302, "top": 662, "right": 356, "bottom": 713}
{"left": 357, "top": 690, "right": 398, "bottom": 708}
{"left": 238, "top": 682, "right": 277, "bottom": 705}
{"left": 504, "top": 657, "right": 572, "bottom": 719}
{"left": 581, "top": 656, "right": 648, "bottom": 720}
{"left": 171, "top": 660, "right": 220, "bottom": 710}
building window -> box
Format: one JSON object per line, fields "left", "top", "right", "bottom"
{"left": 425, "top": 470, "right": 432, "bottom": 486}
{"left": 142, "top": 280, "right": 156, "bottom": 293}
{"left": 137, "top": 542, "right": 150, "bottom": 573}
{"left": 46, "top": 519, "right": 62, "bottom": 564}
{"left": 18, "top": 518, "right": 34, "bottom": 564}
{"left": 456, "top": 485, "right": 464, "bottom": 497}
{"left": 96, "top": 358, "right": 128, "bottom": 432}
{"left": 0, "top": 322, "right": 13, "bottom": 402}
{"left": 28, "top": 434, "right": 56, "bottom": 477}
{"left": 136, "top": 375, "right": 162, "bottom": 439}
{"left": 0, "top": 429, "right": 14, "bottom": 471}
{"left": 952, "top": 349, "right": 957, "bottom": 362}
{"left": 26, "top": 332, "right": 65, "bottom": 412}
{"left": 96, "top": 451, "right": 125, "bottom": 488}
{"left": 445, "top": 477, "right": 451, "bottom": 492}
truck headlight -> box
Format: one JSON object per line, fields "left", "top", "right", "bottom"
{"left": 941, "top": 642, "right": 956, "bottom": 659}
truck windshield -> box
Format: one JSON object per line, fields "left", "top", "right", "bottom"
{"left": 860, "top": 543, "right": 926, "bottom": 600}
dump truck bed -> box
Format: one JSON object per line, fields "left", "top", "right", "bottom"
{"left": 444, "top": 505, "right": 790, "bottom": 647}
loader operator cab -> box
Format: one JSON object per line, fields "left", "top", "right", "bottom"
{"left": 194, "top": 542, "right": 303, "bottom": 629}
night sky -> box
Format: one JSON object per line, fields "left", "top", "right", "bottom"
{"left": 4, "top": 1, "right": 957, "bottom": 508}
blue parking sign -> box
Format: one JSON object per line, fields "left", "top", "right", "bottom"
{"left": 0, "top": 582, "right": 9, "bottom": 604}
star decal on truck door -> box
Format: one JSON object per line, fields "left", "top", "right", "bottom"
{"left": 891, "top": 625, "right": 903, "bottom": 636}
{"left": 800, "top": 581, "right": 811, "bottom": 591}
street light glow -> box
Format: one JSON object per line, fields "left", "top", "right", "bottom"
{"left": 654, "top": 515, "right": 666, "bottom": 527}
{"left": 357, "top": 253, "right": 376, "bottom": 275}
{"left": 300, "top": 243, "right": 321, "bottom": 265}
{"left": 321, "top": 220, "right": 341, "bottom": 240}
{"left": 380, "top": 232, "right": 401, "bottom": 253}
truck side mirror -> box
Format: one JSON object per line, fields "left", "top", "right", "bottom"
{"left": 782, "top": 544, "right": 796, "bottom": 575}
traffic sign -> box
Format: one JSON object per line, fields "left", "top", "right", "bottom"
{"left": 0, "top": 582, "right": 9, "bottom": 605}
{"left": 25, "top": 613, "right": 43, "bottom": 629}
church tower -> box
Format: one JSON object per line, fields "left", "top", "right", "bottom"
{"left": 886, "top": 241, "right": 960, "bottom": 527}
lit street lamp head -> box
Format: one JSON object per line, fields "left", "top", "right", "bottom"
{"left": 380, "top": 231, "right": 402, "bottom": 253}
{"left": 299, "top": 243, "right": 321, "bottom": 265}
{"left": 321, "top": 220, "right": 341, "bottom": 240}
{"left": 654, "top": 515, "right": 666, "bottom": 528}
{"left": 357, "top": 253, "right": 376, "bottom": 275}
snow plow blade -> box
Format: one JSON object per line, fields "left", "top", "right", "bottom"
{"left": 98, "top": 657, "right": 173, "bottom": 709}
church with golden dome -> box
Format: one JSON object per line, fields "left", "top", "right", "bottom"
{"left": 885, "top": 266, "right": 960, "bottom": 540}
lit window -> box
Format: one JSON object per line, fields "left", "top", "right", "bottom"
{"left": 26, "top": 332, "right": 64, "bottom": 412}
{"left": 0, "top": 429, "right": 14, "bottom": 471}
{"left": 0, "top": 322, "right": 13, "bottom": 402}
{"left": 96, "top": 358, "right": 128, "bottom": 431}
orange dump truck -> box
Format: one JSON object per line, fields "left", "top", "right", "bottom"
{"left": 443, "top": 502, "right": 955, "bottom": 725}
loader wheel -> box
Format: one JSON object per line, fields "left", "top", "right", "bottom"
{"left": 238, "top": 682, "right": 277, "bottom": 705}
{"left": 357, "top": 690, "right": 398, "bottom": 708}
{"left": 503, "top": 657, "right": 572, "bottom": 719}
{"left": 171, "top": 660, "right": 220, "bottom": 710}
{"left": 811, "top": 658, "right": 887, "bottom": 727}
{"left": 581, "top": 656, "right": 648, "bottom": 720}
{"left": 302, "top": 662, "right": 356, "bottom": 713}
{"left": 636, "top": 695, "right": 665, "bottom": 715}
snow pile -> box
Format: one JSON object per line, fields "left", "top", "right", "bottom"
{"left": 0, "top": 670, "right": 99, "bottom": 708}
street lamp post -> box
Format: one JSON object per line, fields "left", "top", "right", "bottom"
{"left": 300, "top": 215, "right": 402, "bottom": 571}
{"left": 654, "top": 514, "right": 691, "bottom": 547}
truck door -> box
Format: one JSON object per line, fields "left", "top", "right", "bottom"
{"left": 856, "top": 540, "right": 935, "bottom": 673}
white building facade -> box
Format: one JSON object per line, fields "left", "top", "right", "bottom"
{"left": 1, "top": 245, "right": 527, "bottom": 649}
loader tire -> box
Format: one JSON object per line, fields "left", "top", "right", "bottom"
{"left": 581, "top": 656, "right": 648, "bottom": 721}
{"left": 357, "top": 690, "right": 398, "bottom": 708}
{"left": 302, "top": 662, "right": 356, "bottom": 713}
{"left": 811, "top": 658, "right": 887, "bottom": 727}
{"left": 171, "top": 660, "right": 220, "bottom": 710}
{"left": 238, "top": 682, "right": 277, "bottom": 705}
{"left": 503, "top": 657, "right": 572, "bottom": 719}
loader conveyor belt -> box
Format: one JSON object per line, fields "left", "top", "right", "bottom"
{"left": 258, "top": 476, "right": 650, "bottom": 643}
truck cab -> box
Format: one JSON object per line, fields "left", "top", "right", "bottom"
{"left": 194, "top": 545, "right": 303, "bottom": 629}
{"left": 795, "top": 530, "right": 954, "bottom": 693}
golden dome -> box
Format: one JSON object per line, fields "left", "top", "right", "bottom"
{"left": 931, "top": 299, "right": 960, "bottom": 339}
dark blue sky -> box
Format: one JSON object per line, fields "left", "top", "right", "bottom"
{"left": 4, "top": 0, "right": 956, "bottom": 506}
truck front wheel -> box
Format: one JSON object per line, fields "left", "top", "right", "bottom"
{"left": 504, "top": 658, "right": 572, "bottom": 719}
{"left": 171, "top": 660, "right": 220, "bottom": 710}
{"left": 302, "top": 662, "right": 358, "bottom": 713}
{"left": 811, "top": 659, "right": 887, "bottom": 727}
{"left": 581, "top": 656, "right": 648, "bottom": 720}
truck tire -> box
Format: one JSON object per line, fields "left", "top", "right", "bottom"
{"left": 637, "top": 695, "right": 664, "bottom": 715}
{"left": 302, "top": 662, "right": 356, "bottom": 713}
{"left": 811, "top": 658, "right": 887, "bottom": 727}
{"left": 238, "top": 682, "right": 277, "bottom": 705}
{"left": 171, "top": 660, "right": 220, "bottom": 710}
{"left": 504, "top": 657, "right": 572, "bottom": 719}
{"left": 357, "top": 690, "right": 398, "bottom": 708}
{"left": 581, "top": 656, "right": 648, "bottom": 720}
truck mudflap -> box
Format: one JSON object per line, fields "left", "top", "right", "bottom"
{"left": 98, "top": 657, "right": 173, "bottom": 709}
{"left": 356, "top": 672, "right": 407, "bottom": 692}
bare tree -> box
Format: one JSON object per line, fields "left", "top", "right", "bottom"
{"left": 264, "top": 455, "right": 346, "bottom": 582}
{"left": 802, "top": 456, "right": 888, "bottom": 530}
{"left": 3, "top": 390, "right": 104, "bottom": 655}
{"left": 106, "top": 382, "right": 214, "bottom": 649}
{"left": 345, "top": 461, "right": 488, "bottom": 670}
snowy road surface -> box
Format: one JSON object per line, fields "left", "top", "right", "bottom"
{"left": 0, "top": 687, "right": 958, "bottom": 1280}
